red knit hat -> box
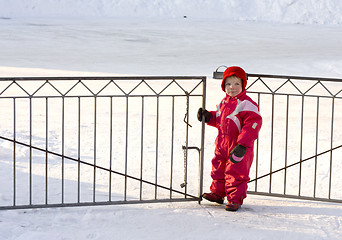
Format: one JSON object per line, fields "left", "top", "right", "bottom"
{"left": 221, "top": 66, "right": 247, "bottom": 91}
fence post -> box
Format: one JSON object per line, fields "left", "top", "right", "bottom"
{"left": 198, "top": 77, "right": 206, "bottom": 203}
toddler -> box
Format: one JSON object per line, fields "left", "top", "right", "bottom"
{"left": 197, "top": 66, "right": 262, "bottom": 211}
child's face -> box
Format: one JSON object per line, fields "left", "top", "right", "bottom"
{"left": 224, "top": 76, "right": 243, "bottom": 97}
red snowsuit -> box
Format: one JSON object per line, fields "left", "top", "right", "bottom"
{"left": 207, "top": 89, "right": 262, "bottom": 205}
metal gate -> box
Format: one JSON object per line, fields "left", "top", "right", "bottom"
{"left": 0, "top": 76, "right": 206, "bottom": 210}
{"left": 2, "top": 72, "right": 341, "bottom": 210}
{"left": 214, "top": 70, "right": 342, "bottom": 204}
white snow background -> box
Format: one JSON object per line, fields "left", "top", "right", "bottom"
{"left": 1, "top": 0, "right": 342, "bottom": 239}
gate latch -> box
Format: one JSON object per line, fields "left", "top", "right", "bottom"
{"left": 180, "top": 145, "right": 200, "bottom": 188}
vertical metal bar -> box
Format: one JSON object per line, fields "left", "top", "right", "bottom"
{"left": 45, "top": 97, "right": 48, "bottom": 205}
{"left": 155, "top": 96, "right": 160, "bottom": 199}
{"left": 314, "top": 97, "right": 319, "bottom": 198}
{"left": 198, "top": 77, "right": 206, "bottom": 203}
{"left": 13, "top": 98, "right": 16, "bottom": 206}
{"left": 299, "top": 96, "right": 305, "bottom": 196}
{"left": 170, "top": 96, "right": 175, "bottom": 198}
{"left": 184, "top": 93, "right": 190, "bottom": 197}
{"left": 29, "top": 97, "right": 32, "bottom": 205}
{"left": 140, "top": 96, "right": 144, "bottom": 200}
{"left": 62, "top": 97, "right": 65, "bottom": 204}
{"left": 255, "top": 93, "right": 261, "bottom": 192}
{"left": 124, "top": 96, "right": 129, "bottom": 201}
{"left": 284, "top": 95, "right": 289, "bottom": 194}
{"left": 93, "top": 97, "right": 97, "bottom": 203}
{"left": 77, "top": 97, "right": 81, "bottom": 203}
{"left": 269, "top": 94, "right": 274, "bottom": 193}
{"left": 109, "top": 97, "right": 113, "bottom": 202}
{"left": 328, "top": 97, "right": 335, "bottom": 199}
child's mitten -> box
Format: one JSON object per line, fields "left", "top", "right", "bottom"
{"left": 197, "top": 108, "right": 211, "bottom": 123}
{"left": 230, "top": 145, "right": 247, "bottom": 163}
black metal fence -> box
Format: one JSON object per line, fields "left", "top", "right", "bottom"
{"left": 0, "top": 76, "right": 206, "bottom": 210}
{"left": 1, "top": 72, "right": 341, "bottom": 210}
{"left": 214, "top": 70, "right": 342, "bottom": 203}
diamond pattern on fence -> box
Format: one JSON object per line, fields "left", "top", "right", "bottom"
{"left": 0, "top": 77, "right": 204, "bottom": 98}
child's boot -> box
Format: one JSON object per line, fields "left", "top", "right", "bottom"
{"left": 225, "top": 201, "right": 241, "bottom": 211}
{"left": 202, "top": 192, "right": 224, "bottom": 204}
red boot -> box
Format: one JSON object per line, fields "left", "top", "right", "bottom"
{"left": 202, "top": 192, "right": 224, "bottom": 204}
{"left": 225, "top": 201, "right": 241, "bottom": 211}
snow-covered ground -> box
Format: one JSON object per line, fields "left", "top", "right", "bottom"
{"left": 1, "top": 17, "right": 342, "bottom": 78}
{"left": 1, "top": 0, "right": 342, "bottom": 25}
{"left": 1, "top": 1, "right": 342, "bottom": 240}
{"left": 1, "top": 197, "right": 342, "bottom": 240}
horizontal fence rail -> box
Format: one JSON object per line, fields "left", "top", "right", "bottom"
{"left": 214, "top": 70, "right": 342, "bottom": 204}
{"left": 0, "top": 76, "right": 206, "bottom": 210}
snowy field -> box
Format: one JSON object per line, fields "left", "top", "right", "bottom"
{"left": 1, "top": 1, "right": 342, "bottom": 240}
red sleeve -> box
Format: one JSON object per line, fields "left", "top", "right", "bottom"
{"left": 206, "top": 111, "right": 217, "bottom": 128}
{"left": 237, "top": 104, "right": 262, "bottom": 148}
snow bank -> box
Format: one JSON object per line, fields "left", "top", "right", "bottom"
{"left": 1, "top": 0, "right": 342, "bottom": 25}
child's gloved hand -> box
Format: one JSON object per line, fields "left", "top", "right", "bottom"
{"left": 230, "top": 145, "right": 247, "bottom": 163}
{"left": 197, "top": 108, "right": 211, "bottom": 123}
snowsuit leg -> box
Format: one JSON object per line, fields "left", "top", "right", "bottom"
{"left": 210, "top": 143, "right": 254, "bottom": 204}
{"left": 225, "top": 149, "right": 254, "bottom": 205}
{"left": 209, "top": 147, "right": 228, "bottom": 198}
